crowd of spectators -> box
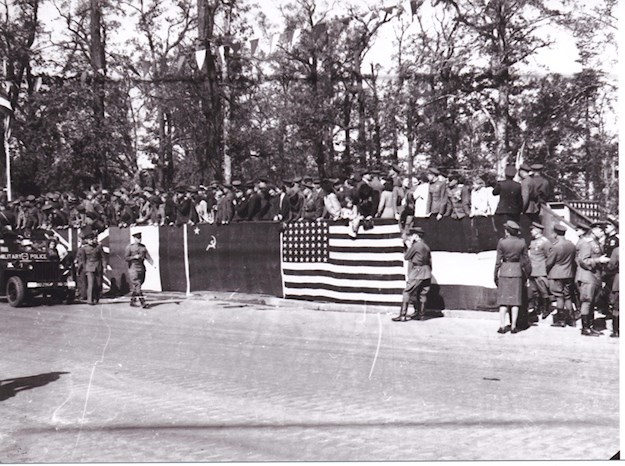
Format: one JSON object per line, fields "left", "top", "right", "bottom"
{"left": 0, "top": 162, "right": 553, "bottom": 236}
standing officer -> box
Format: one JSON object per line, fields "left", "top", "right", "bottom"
{"left": 576, "top": 222, "right": 611, "bottom": 336}
{"left": 124, "top": 231, "right": 154, "bottom": 308}
{"left": 392, "top": 226, "right": 432, "bottom": 322}
{"left": 426, "top": 168, "right": 448, "bottom": 220}
{"left": 518, "top": 163, "right": 540, "bottom": 222}
{"left": 76, "top": 228, "right": 107, "bottom": 305}
{"left": 493, "top": 165, "right": 523, "bottom": 225}
{"left": 530, "top": 164, "right": 551, "bottom": 205}
{"left": 494, "top": 220, "right": 531, "bottom": 334}
{"left": 546, "top": 224, "right": 577, "bottom": 327}
{"left": 528, "top": 222, "right": 552, "bottom": 322}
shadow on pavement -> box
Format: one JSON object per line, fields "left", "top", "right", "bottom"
{"left": 0, "top": 372, "right": 69, "bottom": 402}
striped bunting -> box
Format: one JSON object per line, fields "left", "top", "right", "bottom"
{"left": 281, "top": 221, "right": 405, "bottom": 305}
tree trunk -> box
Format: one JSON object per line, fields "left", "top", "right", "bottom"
{"left": 90, "top": 0, "right": 106, "bottom": 187}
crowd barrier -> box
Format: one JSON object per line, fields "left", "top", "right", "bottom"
{"left": 51, "top": 208, "right": 579, "bottom": 312}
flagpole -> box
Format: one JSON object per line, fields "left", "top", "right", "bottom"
{"left": 3, "top": 118, "right": 10, "bottom": 202}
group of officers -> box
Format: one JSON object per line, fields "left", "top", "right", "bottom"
{"left": 392, "top": 170, "right": 618, "bottom": 338}
{"left": 71, "top": 226, "right": 153, "bottom": 308}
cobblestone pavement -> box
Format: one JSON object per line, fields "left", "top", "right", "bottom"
{"left": 0, "top": 294, "right": 619, "bottom": 461}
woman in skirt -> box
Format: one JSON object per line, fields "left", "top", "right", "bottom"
{"left": 494, "top": 220, "right": 532, "bottom": 333}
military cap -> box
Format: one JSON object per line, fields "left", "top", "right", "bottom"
{"left": 504, "top": 220, "right": 520, "bottom": 232}
{"left": 301, "top": 182, "right": 313, "bottom": 189}
{"left": 45, "top": 192, "right": 54, "bottom": 199}
{"left": 553, "top": 224, "right": 567, "bottom": 235}
{"left": 132, "top": 231, "right": 142, "bottom": 238}
{"left": 313, "top": 178, "right": 321, "bottom": 185}
{"left": 331, "top": 178, "right": 341, "bottom": 185}
{"left": 362, "top": 173, "right": 373, "bottom": 181}
{"left": 26, "top": 194, "right": 36, "bottom": 202}
{"left": 504, "top": 165, "right": 517, "bottom": 177}
{"left": 258, "top": 176, "right": 268, "bottom": 183}
{"left": 530, "top": 163, "right": 544, "bottom": 171}
{"left": 80, "top": 226, "right": 94, "bottom": 239}
{"left": 589, "top": 221, "right": 606, "bottom": 229}
{"left": 370, "top": 170, "right": 382, "bottom": 177}
{"left": 209, "top": 181, "right": 219, "bottom": 188}
{"left": 232, "top": 180, "right": 242, "bottom": 187}
{"left": 101, "top": 189, "right": 109, "bottom": 195}
{"left": 409, "top": 226, "right": 425, "bottom": 235}
{"left": 391, "top": 163, "right": 401, "bottom": 173}
{"left": 113, "top": 190, "right": 122, "bottom": 197}
{"left": 144, "top": 186, "right": 154, "bottom": 193}
{"left": 606, "top": 215, "right": 619, "bottom": 228}
{"left": 222, "top": 184, "right": 233, "bottom": 189}
{"left": 187, "top": 185, "right": 197, "bottom": 192}
{"left": 428, "top": 167, "right": 440, "bottom": 176}
{"left": 244, "top": 181, "right": 255, "bottom": 189}
{"left": 292, "top": 176, "right": 303, "bottom": 183}
{"left": 42, "top": 202, "right": 54, "bottom": 211}
{"left": 282, "top": 178, "right": 292, "bottom": 185}
{"left": 519, "top": 163, "right": 531, "bottom": 172}
{"left": 175, "top": 186, "right": 186, "bottom": 193}
{"left": 22, "top": 201, "right": 32, "bottom": 208}
{"left": 531, "top": 221, "right": 544, "bottom": 230}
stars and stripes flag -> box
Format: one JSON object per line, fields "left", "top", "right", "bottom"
{"left": 281, "top": 221, "right": 406, "bottom": 306}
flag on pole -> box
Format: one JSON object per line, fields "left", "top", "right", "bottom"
{"left": 195, "top": 49, "right": 207, "bottom": 70}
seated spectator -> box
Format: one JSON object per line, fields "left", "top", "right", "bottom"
{"left": 340, "top": 196, "right": 361, "bottom": 238}
{"left": 321, "top": 180, "right": 341, "bottom": 221}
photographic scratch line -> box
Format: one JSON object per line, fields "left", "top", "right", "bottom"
{"left": 368, "top": 312, "right": 382, "bottom": 380}
{"left": 71, "top": 306, "right": 112, "bottom": 459}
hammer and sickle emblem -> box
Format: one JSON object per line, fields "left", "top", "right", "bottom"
{"left": 206, "top": 235, "right": 217, "bottom": 251}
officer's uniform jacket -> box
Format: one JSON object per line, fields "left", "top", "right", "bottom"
{"left": 576, "top": 235, "right": 603, "bottom": 285}
{"left": 607, "top": 247, "right": 619, "bottom": 292}
{"left": 546, "top": 237, "right": 576, "bottom": 279}
{"left": 521, "top": 176, "right": 540, "bottom": 214}
{"left": 605, "top": 233, "right": 619, "bottom": 260}
{"left": 529, "top": 235, "right": 552, "bottom": 277}
{"left": 495, "top": 235, "right": 531, "bottom": 280}
{"left": 532, "top": 174, "right": 551, "bottom": 204}
{"left": 77, "top": 242, "right": 105, "bottom": 273}
{"left": 124, "top": 242, "right": 151, "bottom": 270}
{"left": 493, "top": 179, "right": 523, "bottom": 216}
{"left": 405, "top": 239, "right": 432, "bottom": 282}
{"left": 427, "top": 179, "right": 448, "bottom": 216}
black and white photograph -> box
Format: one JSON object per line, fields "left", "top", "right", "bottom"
{"left": 0, "top": 0, "right": 619, "bottom": 461}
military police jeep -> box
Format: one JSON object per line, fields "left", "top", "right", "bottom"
{"left": 0, "top": 231, "right": 76, "bottom": 307}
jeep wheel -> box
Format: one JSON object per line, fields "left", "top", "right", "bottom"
{"left": 65, "top": 290, "right": 76, "bottom": 304}
{"left": 7, "top": 276, "right": 26, "bottom": 307}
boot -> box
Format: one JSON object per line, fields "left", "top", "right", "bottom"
{"left": 406, "top": 303, "right": 419, "bottom": 320}
{"left": 130, "top": 297, "right": 139, "bottom": 307}
{"left": 611, "top": 315, "right": 619, "bottom": 338}
{"left": 565, "top": 309, "right": 577, "bottom": 327}
{"left": 417, "top": 302, "right": 426, "bottom": 320}
{"left": 392, "top": 303, "right": 409, "bottom": 322}
{"left": 140, "top": 296, "right": 149, "bottom": 309}
{"left": 550, "top": 310, "right": 566, "bottom": 327}
{"left": 581, "top": 315, "right": 601, "bottom": 336}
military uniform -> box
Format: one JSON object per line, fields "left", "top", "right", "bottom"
{"left": 124, "top": 235, "right": 153, "bottom": 308}
{"left": 392, "top": 228, "right": 431, "bottom": 322}
{"left": 528, "top": 233, "right": 552, "bottom": 320}
{"left": 76, "top": 238, "right": 106, "bottom": 305}
{"left": 494, "top": 235, "right": 531, "bottom": 307}
{"left": 546, "top": 230, "right": 577, "bottom": 326}
{"left": 576, "top": 232, "right": 605, "bottom": 335}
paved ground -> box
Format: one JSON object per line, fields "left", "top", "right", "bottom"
{"left": 0, "top": 292, "right": 619, "bottom": 461}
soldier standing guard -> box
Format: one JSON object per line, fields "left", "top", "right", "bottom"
{"left": 125, "top": 231, "right": 154, "bottom": 308}
{"left": 546, "top": 224, "right": 577, "bottom": 327}
{"left": 392, "top": 226, "right": 432, "bottom": 322}
{"left": 528, "top": 222, "right": 552, "bottom": 322}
